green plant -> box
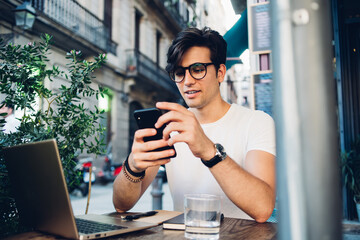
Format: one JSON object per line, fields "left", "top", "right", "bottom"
{"left": 342, "top": 137, "right": 360, "bottom": 202}
{"left": 0, "top": 34, "right": 106, "bottom": 236}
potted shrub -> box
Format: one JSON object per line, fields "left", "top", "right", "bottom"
{"left": 341, "top": 136, "right": 360, "bottom": 220}
{"left": 0, "top": 34, "right": 106, "bottom": 237}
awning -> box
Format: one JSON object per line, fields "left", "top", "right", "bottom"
{"left": 224, "top": 9, "right": 248, "bottom": 69}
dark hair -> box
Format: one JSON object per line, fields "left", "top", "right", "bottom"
{"left": 166, "top": 27, "right": 227, "bottom": 74}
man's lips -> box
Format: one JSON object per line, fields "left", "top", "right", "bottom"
{"left": 185, "top": 90, "right": 200, "bottom": 94}
{"left": 184, "top": 90, "right": 200, "bottom": 99}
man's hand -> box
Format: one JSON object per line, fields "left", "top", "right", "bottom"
{"left": 129, "top": 128, "right": 175, "bottom": 172}
{"left": 113, "top": 126, "right": 172, "bottom": 213}
{"left": 155, "top": 102, "right": 215, "bottom": 161}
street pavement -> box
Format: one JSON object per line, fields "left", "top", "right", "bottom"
{"left": 70, "top": 181, "right": 173, "bottom": 215}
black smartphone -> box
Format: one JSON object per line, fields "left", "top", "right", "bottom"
{"left": 133, "top": 108, "right": 176, "bottom": 158}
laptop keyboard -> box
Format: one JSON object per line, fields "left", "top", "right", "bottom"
{"left": 75, "top": 218, "right": 127, "bottom": 234}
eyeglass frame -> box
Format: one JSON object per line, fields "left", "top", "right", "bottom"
{"left": 168, "top": 62, "right": 215, "bottom": 83}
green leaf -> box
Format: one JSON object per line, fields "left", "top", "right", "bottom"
{"left": 0, "top": 34, "right": 107, "bottom": 234}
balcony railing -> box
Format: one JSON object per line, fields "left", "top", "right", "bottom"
{"left": 126, "top": 49, "right": 179, "bottom": 95}
{"left": 161, "top": 0, "right": 188, "bottom": 29}
{"left": 32, "top": 0, "right": 117, "bottom": 54}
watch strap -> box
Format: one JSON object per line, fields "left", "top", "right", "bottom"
{"left": 201, "top": 143, "right": 227, "bottom": 168}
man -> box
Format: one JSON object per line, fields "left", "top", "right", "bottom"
{"left": 113, "top": 27, "right": 276, "bottom": 222}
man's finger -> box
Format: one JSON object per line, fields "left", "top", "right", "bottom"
{"left": 139, "top": 138, "right": 172, "bottom": 152}
{"left": 136, "top": 150, "right": 175, "bottom": 162}
{"left": 156, "top": 102, "right": 187, "bottom": 112}
{"left": 155, "top": 110, "right": 185, "bottom": 129}
{"left": 134, "top": 128, "right": 157, "bottom": 142}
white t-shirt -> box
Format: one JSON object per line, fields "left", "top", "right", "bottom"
{"left": 165, "top": 104, "right": 276, "bottom": 219}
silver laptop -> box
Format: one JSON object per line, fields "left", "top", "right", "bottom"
{"left": 3, "top": 139, "right": 157, "bottom": 239}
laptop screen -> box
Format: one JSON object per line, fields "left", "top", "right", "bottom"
{"left": 4, "top": 139, "right": 79, "bottom": 239}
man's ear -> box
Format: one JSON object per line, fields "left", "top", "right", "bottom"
{"left": 217, "top": 64, "right": 226, "bottom": 84}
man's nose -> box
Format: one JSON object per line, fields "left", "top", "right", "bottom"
{"left": 183, "top": 69, "right": 196, "bottom": 86}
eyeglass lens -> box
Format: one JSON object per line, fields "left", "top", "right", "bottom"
{"left": 173, "top": 63, "right": 207, "bottom": 82}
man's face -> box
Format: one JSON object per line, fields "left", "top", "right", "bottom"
{"left": 175, "top": 46, "right": 224, "bottom": 110}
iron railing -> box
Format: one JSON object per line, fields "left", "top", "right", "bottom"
{"left": 160, "top": 0, "right": 188, "bottom": 29}
{"left": 32, "top": 0, "right": 117, "bottom": 54}
{"left": 126, "top": 49, "right": 178, "bottom": 95}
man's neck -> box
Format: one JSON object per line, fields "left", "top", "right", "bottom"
{"left": 190, "top": 99, "right": 231, "bottom": 124}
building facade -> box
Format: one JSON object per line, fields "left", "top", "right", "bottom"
{"left": 0, "top": 0, "right": 196, "bottom": 163}
{"left": 0, "top": 0, "right": 232, "bottom": 165}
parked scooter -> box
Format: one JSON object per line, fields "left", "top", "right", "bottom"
{"left": 71, "top": 157, "right": 96, "bottom": 196}
{"left": 97, "top": 151, "right": 122, "bottom": 185}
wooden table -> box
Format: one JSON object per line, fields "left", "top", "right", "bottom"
{"left": 4, "top": 218, "right": 277, "bottom": 240}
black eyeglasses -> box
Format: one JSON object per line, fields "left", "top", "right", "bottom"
{"left": 169, "top": 62, "right": 215, "bottom": 83}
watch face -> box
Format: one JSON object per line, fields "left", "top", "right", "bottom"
{"left": 215, "top": 143, "right": 226, "bottom": 159}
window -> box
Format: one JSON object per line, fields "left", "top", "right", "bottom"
{"left": 135, "top": 9, "right": 143, "bottom": 51}
{"left": 104, "top": 0, "right": 112, "bottom": 39}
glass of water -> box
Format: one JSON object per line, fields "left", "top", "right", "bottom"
{"left": 184, "top": 194, "right": 221, "bottom": 240}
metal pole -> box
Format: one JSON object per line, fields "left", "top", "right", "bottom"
{"left": 272, "top": 0, "right": 342, "bottom": 239}
{"left": 331, "top": 0, "right": 348, "bottom": 220}
{"left": 151, "top": 170, "right": 165, "bottom": 210}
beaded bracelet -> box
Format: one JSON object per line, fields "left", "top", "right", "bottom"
{"left": 122, "top": 156, "right": 145, "bottom": 183}
{"left": 123, "top": 164, "right": 144, "bottom": 183}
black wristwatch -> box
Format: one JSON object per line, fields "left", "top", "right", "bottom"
{"left": 201, "top": 143, "right": 227, "bottom": 168}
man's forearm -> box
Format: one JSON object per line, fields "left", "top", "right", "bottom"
{"left": 112, "top": 170, "right": 143, "bottom": 212}
{"left": 112, "top": 165, "right": 160, "bottom": 212}
{"left": 210, "top": 154, "right": 276, "bottom": 222}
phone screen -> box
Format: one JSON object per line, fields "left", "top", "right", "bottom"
{"left": 133, "top": 108, "right": 176, "bottom": 158}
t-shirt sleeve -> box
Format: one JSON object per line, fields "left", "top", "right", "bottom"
{"left": 246, "top": 111, "right": 276, "bottom": 156}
